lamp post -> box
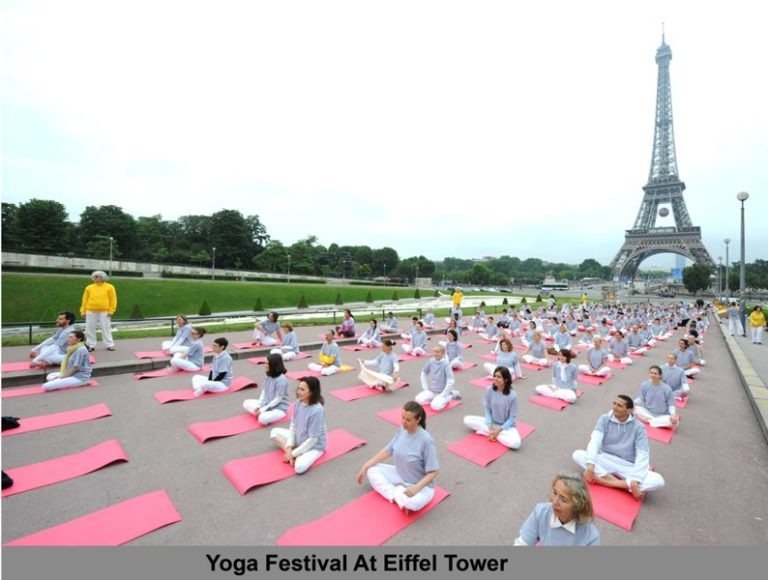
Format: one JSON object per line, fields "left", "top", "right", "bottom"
{"left": 108, "top": 236, "right": 114, "bottom": 277}
{"left": 724, "top": 238, "right": 731, "bottom": 296}
{"left": 717, "top": 256, "right": 722, "bottom": 296}
{"left": 211, "top": 247, "right": 216, "bottom": 281}
{"left": 737, "top": 191, "right": 750, "bottom": 335}
{"left": 383, "top": 263, "right": 386, "bottom": 286}
{"left": 287, "top": 254, "right": 291, "bottom": 283}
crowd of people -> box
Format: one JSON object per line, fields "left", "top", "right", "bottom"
{"left": 16, "top": 273, "right": 760, "bottom": 545}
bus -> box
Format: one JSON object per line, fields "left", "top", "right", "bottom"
{"left": 540, "top": 282, "right": 569, "bottom": 292}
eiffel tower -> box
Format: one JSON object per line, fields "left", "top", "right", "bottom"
{"left": 610, "top": 34, "right": 715, "bottom": 281}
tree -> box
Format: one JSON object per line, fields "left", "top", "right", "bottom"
{"left": 85, "top": 235, "right": 121, "bottom": 260}
{"left": 207, "top": 210, "right": 258, "bottom": 269}
{"left": 470, "top": 263, "right": 493, "bottom": 285}
{"left": 372, "top": 247, "right": 399, "bottom": 277}
{"left": 683, "top": 263, "right": 713, "bottom": 295}
{"left": 252, "top": 241, "right": 288, "bottom": 273}
{"left": 245, "top": 214, "right": 270, "bottom": 251}
{"left": 79, "top": 205, "right": 138, "bottom": 258}
{"left": 2, "top": 202, "right": 20, "bottom": 249}
{"left": 135, "top": 215, "right": 173, "bottom": 262}
{"left": 15, "top": 199, "right": 69, "bottom": 252}
{"left": 578, "top": 258, "right": 604, "bottom": 278}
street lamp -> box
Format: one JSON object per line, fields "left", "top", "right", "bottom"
{"left": 287, "top": 254, "right": 291, "bottom": 283}
{"left": 211, "top": 247, "right": 216, "bottom": 280}
{"left": 724, "top": 238, "right": 731, "bottom": 295}
{"left": 108, "top": 236, "right": 114, "bottom": 277}
{"left": 737, "top": 191, "right": 749, "bottom": 335}
{"left": 717, "top": 256, "right": 722, "bottom": 296}
{"left": 383, "top": 263, "right": 386, "bottom": 286}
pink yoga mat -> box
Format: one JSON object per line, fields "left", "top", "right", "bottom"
{"left": 247, "top": 352, "right": 311, "bottom": 365}
{"left": 286, "top": 369, "right": 321, "bottom": 380}
{"left": 446, "top": 423, "right": 536, "bottom": 467}
{"left": 586, "top": 482, "right": 642, "bottom": 531}
{"left": 276, "top": 486, "right": 450, "bottom": 546}
{"left": 133, "top": 365, "right": 210, "bottom": 380}
{"left": 452, "top": 361, "right": 477, "bottom": 372}
{"left": 2, "top": 361, "right": 42, "bottom": 373}
{"left": 188, "top": 406, "right": 294, "bottom": 444}
{"left": 4, "top": 489, "right": 181, "bottom": 546}
{"left": 644, "top": 422, "right": 677, "bottom": 444}
{"left": 222, "top": 429, "right": 367, "bottom": 495}
{"left": 2, "top": 403, "right": 112, "bottom": 437}
{"left": 520, "top": 362, "right": 546, "bottom": 371}
{"left": 342, "top": 344, "right": 378, "bottom": 352}
{"left": 397, "top": 353, "right": 428, "bottom": 362}
{"left": 528, "top": 391, "right": 584, "bottom": 411}
{"left": 469, "top": 377, "right": 494, "bottom": 389}
{"left": 330, "top": 381, "right": 410, "bottom": 402}
{"left": 577, "top": 373, "right": 610, "bottom": 386}
{"left": 478, "top": 353, "right": 498, "bottom": 362}
{"left": 133, "top": 346, "right": 214, "bottom": 358}
{"left": 674, "top": 396, "right": 689, "bottom": 409}
{"left": 232, "top": 342, "right": 259, "bottom": 350}
{"left": 606, "top": 360, "right": 627, "bottom": 370}
{"left": 154, "top": 376, "right": 257, "bottom": 404}
{"left": 2, "top": 439, "right": 128, "bottom": 498}
{"left": 2, "top": 355, "right": 96, "bottom": 373}
{"left": 1, "top": 380, "right": 99, "bottom": 399}
{"left": 376, "top": 400, "right": 462, "bottom": 426}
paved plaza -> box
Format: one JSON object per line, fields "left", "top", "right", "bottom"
{"left": 2, "top": 312, "right": 768, "bottom": 546}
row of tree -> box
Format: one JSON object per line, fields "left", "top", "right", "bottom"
{"left": 683, "top": 260, "right": 768, "bottom": 295}
{"left": 10, "top": 198, "right": 766, "bottom": 289}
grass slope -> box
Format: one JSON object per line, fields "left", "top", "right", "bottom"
{"left": 1, "top": 274, "right": 428, "bottom": 323}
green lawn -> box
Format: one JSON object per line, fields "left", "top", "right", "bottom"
{"left": 1, "top": 274, "right": 436, "bottom": 323}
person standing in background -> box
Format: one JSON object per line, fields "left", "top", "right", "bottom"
{"left": 80, "top": 270, "right": 117, "bottom": 352}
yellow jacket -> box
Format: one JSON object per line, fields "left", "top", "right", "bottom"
{"left": 81, "top": 282, "right": 117, "bottom": 315}
{"left": 749, "top": 310, "right": 766, "bottom": 328}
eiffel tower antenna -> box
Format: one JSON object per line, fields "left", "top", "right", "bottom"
{"left": 609, "top": 35, "right": 715, "bottom": 281}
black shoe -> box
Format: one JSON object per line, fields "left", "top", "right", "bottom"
{"left": 86, "top": 346, "right": 95, "bottom": 352}
{"left": 107, "top": 347, "right": 116, "bottom": 351}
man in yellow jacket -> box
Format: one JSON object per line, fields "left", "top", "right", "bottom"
{"left": 80, "top": 270, "right": 118, "bottom": 351}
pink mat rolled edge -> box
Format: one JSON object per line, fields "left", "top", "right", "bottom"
{"left": 188, "top": 406, "right": 294, "bottom": 444}
{"left": 2, "top": 439, "right": 128, "bottom": 498}
{"left": 2, "top": 403, "right": 112, "bottom": 437}
{"left": 4, "top": 489, "right": 181, "bottom": 546}
{"left": 446, "top": 423, "right": 536, "bottom": 467}
{"left": 586, "top": 482, "right": 643, "bottom": 531}
{"left": 247, "top": 352, "right": 311, "bottom": 365}
{"left": 222, "top": 428, "right": 367, "bottom": 495}
{"left": 1, "top": 380, "right": 99, "bottom": 399}
{"left": 276, "top": 486, "right": 451, "bottom": 546}
{"left": 153, "top": 376, "right": 258, "bottom": 404}
{"left": 330, "top": 381, "right": 410, "bottom": 402}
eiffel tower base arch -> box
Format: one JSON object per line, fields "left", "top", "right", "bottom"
{"left": 609, "top": 228, "right": 715, "bottom": 281}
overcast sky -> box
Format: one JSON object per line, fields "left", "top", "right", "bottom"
{"left": 2, "top": 0, "right": 766, "bottom": 269}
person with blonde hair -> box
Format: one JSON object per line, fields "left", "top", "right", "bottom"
{"left": 514, "top": 473, "right": 600, "bottom": 546}
{"left": 271, "top": 321, "right": 300, "bottom": 361}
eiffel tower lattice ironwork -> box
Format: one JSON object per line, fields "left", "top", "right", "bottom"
{"left": 609, "top": 35, "right": 714, "bottom": 280}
